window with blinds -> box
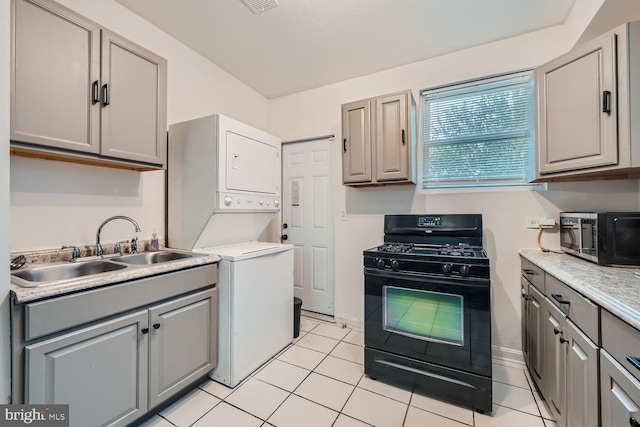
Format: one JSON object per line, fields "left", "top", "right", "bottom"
{"left": 420, "top": 72, "right": 535, "bottom": 189}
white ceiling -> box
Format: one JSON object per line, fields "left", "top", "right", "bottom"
{"left": 115, "top": 0, "right": 576, "bottom": 99}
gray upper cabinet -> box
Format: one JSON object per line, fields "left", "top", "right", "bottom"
{"left": 10, "top": 0, "right": 167, "bottom": 170}
{"left": 100, "top": 31, "right": 167, "bottom": 166}
{"left": 342, "top": 99, "right": 372, "bottom": 184}
{"left": 11, "top": 0, "right": 101, "bottom": 154}
{"left": 25, "top": 310, "right": 149, "bottom": 427}
{"left": 342, "top": 90, "right": 416, "bottom": 186}
{"left": 535, "top": 21, "right": 640, "bottom": 181}
{"left": 149, "top": 289, "right": 217, "bottom": 409}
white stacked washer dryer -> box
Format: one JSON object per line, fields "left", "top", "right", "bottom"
{"left": 168, "top": 114, "right": 293, "bottom": 387}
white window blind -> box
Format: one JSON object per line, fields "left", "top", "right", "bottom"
{"left": 421, "top": 72, "right": 535, "bottom": 189}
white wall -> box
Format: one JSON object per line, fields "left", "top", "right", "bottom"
{"left": 1, "top": 0, "right": 11, "bottom": 404}
{"left": 9, "top": 0, "right": 270, "bottom": 251}
{"left": 268, "top": 25, "right": 640, "bottom": 359}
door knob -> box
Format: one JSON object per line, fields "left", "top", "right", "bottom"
{"left": 281, "top": 234, "right": 288, "bottom": 241}
{"left": 283, "top": 223, "right": 288, "bottom": 229}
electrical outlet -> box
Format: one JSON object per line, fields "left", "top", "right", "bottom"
{"left": 340, "top": 210, "right": 347, "bottom": 221}
{"left": 539, "top": 218, "right": 556, "bottom": 228}
{"left": 525, "top": 217, "right": 540, "bottom": 229}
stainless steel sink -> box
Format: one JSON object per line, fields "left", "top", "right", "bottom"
{"left": 11, "top": 261, "right": 127, "bottom": 284}
{"left": 110, "top": 250, "right": 201, "bottom": 265}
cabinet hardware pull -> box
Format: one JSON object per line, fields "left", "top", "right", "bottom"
{"left": 603, "top": 90, "right": 611, "bottom": 115}
{"left": 153, "top": 323, "right": 161, "bottom": 330}
{"left": 343, "top": 138, "right": 347, "bottom": 153}
{"left": 522, "top": 293, "right": 531, "bottom": 301}
{"left": 630, "top": 417, "right": 639, "bottom": 427}
{"left": 91, "top": 80, "right": 100, "bottom": 104}
{"left": 552, "top": 294, "right": 571, "bottom": 305}
{"left": 281, "top": 234, "right": 288, "bottom": 241}
{"left": 627, "top": 356, "right": 640, "bottom": 371}
{"left": 402, "top": 129, "right": 406, "bottom": 145}
{"left": 102, "top": 83, "right": 110, "bottom": 107}
{"left": 559, "top": 336, "right": 568, "bottom": 344}
{"left": 141, "top": 328, "right": 149, "bottom": 334}
{"left": 553, "top": 327, "right": 562, "bottom": 335}
{"left": 523, "top": 269, "right": 536, "bottom": 275}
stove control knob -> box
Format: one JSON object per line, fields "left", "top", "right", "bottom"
{"left": 390, "top": 260, "right": 400, "bottom": 270}
{"left": 223, "top": 195, "right": 233, "bottom": 206}
{"left": 442, "top": 264, "right": 452, "bottom": 274}
{"left": 459, "top": 265, "right": 471, "bottom": 276}
{"left": 376, "top": 258, "right": 385, "bottom": 269}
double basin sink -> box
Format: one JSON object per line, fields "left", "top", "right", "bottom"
{"left": 11, "top": 250, "right": 204, "bottom": 288}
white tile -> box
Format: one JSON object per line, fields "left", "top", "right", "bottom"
{"left": 493, "top": 358, "right": 527, "bottom": 370}
{"left": 343, "top": 330, "right": 364, "bottom": 347}
{"left": 296, "top": 333, "right": 340, "bottom": 354}
{"left": 410, "top": 391, "right": 474, "bottom": 425}
{"left": 137, "top": 415, "right": 173, "bottom": 427}
{"left": 357, "top": 376, "right": 412, "bottom": 404}
{"left": 330, "top": 342, "right": 364, "bottom": 364}
{"left": 268, "top": 394, "right": 338, "bottom": 427}
{"left": 226, "top": 378, "right": 290, "bottom": 420}
{"left": 342, "top": 388, "right": 407, "bottom": 427}
{"left": 312, "top": 322, "right": 350, "bottom": 340}
{"left": 159, "top": 388, "right": 220, "bottom": 427}
{"left": 254, "top": 359, "right": 311, "bottom": 392}
{"left": 543, "top": 420, "right": 558, "bottom": 427}
{"left": 314, "top": 355, "right": 364, "bottom": 385}
{"left": 277, "top": 344, "right": 326, "bottom": 370}
{"left": 404, "top": 406, "right": 470, "bottom": 427}
{"left": 300, "top": 317, "right": 320, "bottom": 332}
{"left": 475, "top": 404, "right": 545, "bottom": 427}
{"left": 294, "top": 373, "right": 354, "bottom": 411}
{"left": 493, "top": 381, "right": 539, "bottom": 416}
{"left": 198, "top": 378, "right": 234, "bottom": 400}
{"left": 192, "top": 402, "right": 263, "bottom": 427}
{"left": 493, "top": 364, "right": 530, "bottom": 389}
{"left": 293, "top": 330, "right": 307, "bottom": 344}
{"left": 332, "top": 414, "right": 371, "bottom": 427}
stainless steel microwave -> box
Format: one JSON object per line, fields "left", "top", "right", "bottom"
{"left": 560, "top": 212, "right": 640, "bottom": 266}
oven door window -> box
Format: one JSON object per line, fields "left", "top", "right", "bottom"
{"left": 383, "top": 286, "right": 463, "bottom": 346}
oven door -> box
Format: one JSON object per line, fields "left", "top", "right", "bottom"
{"left": 364, "top": 268, "right": 491, "bottom": 377}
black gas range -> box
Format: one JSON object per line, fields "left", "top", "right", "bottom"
{"left": 363, "top": 214, "right": 492, "bottom": 413}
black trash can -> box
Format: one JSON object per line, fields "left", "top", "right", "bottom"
{"left": 293, "top": 297, "right": 303, "bottom": 338}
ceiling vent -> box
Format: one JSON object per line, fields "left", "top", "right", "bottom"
{"left": 240, "top": 0, "right": 279, "bottom": 15}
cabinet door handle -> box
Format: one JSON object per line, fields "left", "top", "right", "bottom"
{"left": 559, "top": 336, "right": 568, "bottom": 344}
{"left": 343, "top": 138, "right": 347, "bottom": 153}
{"left": 402, "top": 129, "right": 406, "bottom": 145}
{"left": 141, "top": 328, "right": 149, "bottom": 334}
{"left": 627, "top": 356, "right": 640, "bottom": 371}
{"left": 522, "top": 293, "right": 531, "bottom": 301}
{"left": 91, "top": 80, "right": 100, "bottom": 104}
{"left": 630, "top": 417, "right": 639, "bottom": 427}
{"left": 553, "top": 327, "right": 562, "bottom": 335}
{"left": 603, "top": 90, "right": 611, "bottom": 115}
{"left": 552, "top": 294, "right": 571, "bottom": 305}
{"left": 523, "top": 269, "right": 536, "bottom": 275}
{"left": 153, "top": 323, "right": 161, "bottom": 330}
{"left": 102, "top": 83, "right": 110, "bottom": 107}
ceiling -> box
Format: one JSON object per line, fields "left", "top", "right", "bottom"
{"left": 115, "top": 0, "right": 576, "bottom": 99}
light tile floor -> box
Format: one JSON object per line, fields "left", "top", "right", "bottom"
{"left": 138, "top": 316, "right": 556, "bottom": 427}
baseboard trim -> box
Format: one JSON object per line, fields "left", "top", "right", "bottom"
{"left": 492, "top": 345, "right": 525, "bottom": 367}
{"left": 334, "top": 314, "right": 363, "bottom": 331}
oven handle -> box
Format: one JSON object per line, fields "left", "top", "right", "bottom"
{"left": 365, "top": 268, "right": 489, "bottom": 287}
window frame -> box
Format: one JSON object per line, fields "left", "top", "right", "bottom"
{"left": 417, "top": 70, "right": 538, "bottom": 192}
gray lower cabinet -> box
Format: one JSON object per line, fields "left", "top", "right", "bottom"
{"left": 22, "top": 286, "right": 217, "bottom": 427}
{"left": 25, "top": 310, "right": 149, "bottom": 426}
{"left": 600, "top": 350, "right": 640, "bottom": 427}
{"left": 565, "top": 319, "right": 598, "bottom": 427}
{"left": 524, "top": 280, "right": 545, "bottom": 392}
{"left": 543, "top": 297, "right": 567, "bottom": 427}
{"left": 149, "top": 290, "right": 217, "bottom": 408}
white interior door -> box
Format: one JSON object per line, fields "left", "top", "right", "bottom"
{"left": 282, "top": 138, "right": 334, "bottom": 315}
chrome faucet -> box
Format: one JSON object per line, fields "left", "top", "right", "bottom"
{"left": 96, "top": 216, "right": 141, "bottom": 259}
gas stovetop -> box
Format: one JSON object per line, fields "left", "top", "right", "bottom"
{"left": 372, "top": 242, "right": 487, "bottom": 259}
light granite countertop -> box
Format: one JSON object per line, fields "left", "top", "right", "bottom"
{"left": 520, "top": 249, "right": 640, "bottom": 331}
{"left": 10, "top": 250, "right": 221, "bottom": 304}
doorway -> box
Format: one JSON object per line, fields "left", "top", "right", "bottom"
{"left": 281, "top": 137, "right": 334, "bottom": 315}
